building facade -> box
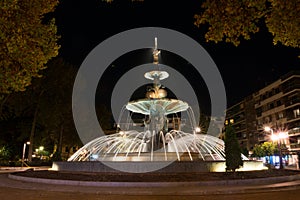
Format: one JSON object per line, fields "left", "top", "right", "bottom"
{"left": 225, "top": 70, "right": 300, "bottom": 155}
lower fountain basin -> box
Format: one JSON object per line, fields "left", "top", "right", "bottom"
{"left": 52, "top": 160, "right": 267, "bottom": 173}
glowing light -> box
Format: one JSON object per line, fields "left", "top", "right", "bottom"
{"left": 264, "top": 126, "right": 272, "bottom": 132}
{"left": 271, "top": 134, "right": 278, "bottom": 141}
{"left": 90, "top": 154, "right": 98, "bottom": 160}
{"left": 119, "top": 131, "right": 125, "bottom": 136}
{"left": 158, "top": 89, "right": 167, "bottom": 98}
{"left": 278, "top": 132, "right": 288, "bottom": 139}
{"left": 67, "top": 37, "right": 248, "bottom": 164}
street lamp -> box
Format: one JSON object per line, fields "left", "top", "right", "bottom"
{"left": 21, "top": 141, "right": 30, "bottom": 168}
{"left": 195, "top": 127, "right": 201, "bottom": 133}
{"left": 264, "top": 126, "right": 273, "bottom": 135}
{"left": 264, "top": 126, "right": 288, "bottom": 169}
{"left": 39, "top": 146, "right": 44, "bottom": 159}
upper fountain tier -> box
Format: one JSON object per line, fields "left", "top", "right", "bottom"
{"left": 126, "top": 98, "right": 189, "bottom": 115}
{"left": 144, "top": 70, "right": 169, "bottom": 81}
{"left": 126, "top": 37, "right": 189, "bottom": 115}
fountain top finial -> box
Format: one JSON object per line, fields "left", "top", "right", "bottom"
{"left": 145, "top": 37, "right": 169, "bottom": 81}
{"left": 143, "top": 37, "right": 169, "bottom": 99}
{"left": 153, "top": 37, "right": 160, "bottom": 65}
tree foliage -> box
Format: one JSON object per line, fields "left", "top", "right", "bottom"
{"left": 252, "top": 141, "right": 277, "bottom": 157}
{"left": 0, "top": 146, "right": 11, "bottom": 161}
{"left": 28, "top": 57, "right": 81, "bottom": 160}
{"left": 0, "top": 57, "right": 81, "bottom": 161}
{"left": 194, "top": 0, "right": 300, "bottom": 51}
{"left": 103, "top": 0, "right": 299, "bottom": 55}
{"left": 0, "top": 0, "right": 60, "bottom": 95}
{"left": 224, "top": 125, "right": 243, "bottom": 172}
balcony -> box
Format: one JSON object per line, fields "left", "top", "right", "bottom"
{"left": 290, "top": 143, "right": 300, "bottom": 149}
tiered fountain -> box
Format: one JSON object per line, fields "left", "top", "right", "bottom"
{"left": 52, "top": 38, "right": 266, "bottom": 173}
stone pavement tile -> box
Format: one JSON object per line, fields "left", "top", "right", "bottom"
{"left": 2, "top": 173, "right": 300, "bottom": 196}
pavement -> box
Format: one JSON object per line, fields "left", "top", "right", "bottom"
{"left": 1, "top": 166, "right": 300, "bottom": 196}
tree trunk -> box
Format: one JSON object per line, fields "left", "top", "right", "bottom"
{"left": 0, "top": 94, "right": 10, "bottom": 118}
{"left": 58, "top": 123, "right": 63, "bottom": 153}
{"left": 27, "top": 90, "right": 43, "bottom": 162}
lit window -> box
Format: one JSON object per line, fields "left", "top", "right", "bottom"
{"left": 278, "top": 112, "right": 284, "bottom": 119}
{"left": 294, "top": 109, "right": 300, "bottom": 118}
{"left": 230, "top": 119, "right": 234, "bottom": 124}
{"left": 225, "top": 120, "right": 228, "bottom": 125}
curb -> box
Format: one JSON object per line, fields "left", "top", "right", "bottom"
{"left": 5, "top": 173, "right": 300, "bottom": 195}
{"left": 8, "top": 173, "right": 300, "bottom": 187}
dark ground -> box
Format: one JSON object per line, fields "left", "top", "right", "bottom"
{"left": 13, "top": 169, "right": 300, "bottom": 182}
{"left": 2, "top": 168, "right": 300, "bottom": 200}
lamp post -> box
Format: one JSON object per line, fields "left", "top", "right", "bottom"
{"left": 21, "top": 141, "right": 30, "bottom": 168}
{"left": 264, "top": 127, "right": 288, "bottom": 169}
{"left": 278, "top": 132, "right": 288, "bottom": 169}
{"left": 271, "top": 133, "right": 284, "bottom": 169}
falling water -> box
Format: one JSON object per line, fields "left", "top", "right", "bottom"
{"left": 68, "top": 37, "right": 247, "bottom": 163}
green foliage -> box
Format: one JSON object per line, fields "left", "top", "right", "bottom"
{"left": 0, "top": 57, "right": 81, "bottom": 161}
{"left": 194, "top": 0, "right": 300, "bottom": 52}
{"left": 265, "top": 0, "right": 300, "bottom": 48}
{"left": 252, "top": 141, "right": 277, "bottom": 157}
{"left": 224, "top": 125, "right": 243, "bottom": 172}
{"left": 0, "top": 146, "right": 11, "bottom": 161}
{"left": 252, "top": 143, "right": 264, "bottom": 157}
{"left": 0, "top": 0, "right": 60, "bottom": 95}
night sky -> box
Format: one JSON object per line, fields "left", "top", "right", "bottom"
{"left": 53, "top": 0, "right": 300, "bottom": 113}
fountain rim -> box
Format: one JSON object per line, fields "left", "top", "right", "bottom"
{"left": 125, "top": 98, "right": 190, "bottom": 115}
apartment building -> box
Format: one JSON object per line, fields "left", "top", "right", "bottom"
{"left": 225, "top": 96, "right": 257, "bottom": 152}
{"left": 225, "top": 70, "right": 300, "bottom": 154}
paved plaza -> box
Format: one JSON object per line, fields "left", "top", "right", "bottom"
{"left": 1, "top": 167, "right": 300, "bottom": 199}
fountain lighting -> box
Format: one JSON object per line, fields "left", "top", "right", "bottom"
{"left": 67, "top": 37, "right": 249, "bottom": 167}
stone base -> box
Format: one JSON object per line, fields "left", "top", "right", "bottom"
{"left": 52, "top": 160, "right": 267, "bottom": 173}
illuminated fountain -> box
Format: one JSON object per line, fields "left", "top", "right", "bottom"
{"left": 68, "top": 72, "right": 227, "bottom": 162}
{"left": 68, "top": 38, "right": 227, "bottom": 163}
{"left": 53, "top": 38, "right": 266, "bottom": 172}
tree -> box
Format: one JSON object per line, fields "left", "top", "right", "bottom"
{"left": 252, "top": 141, "right": 277, "bottom": 161}
{"left": 194, "top": 0, "right": 300, "bottom": 53}
{"left": 26, "top": 57, "right": 81, "bottom": 161}
{"left": 0, "top": 146, "right": 11, "bottom": 163}
{"left": 0, "top": 0, "right": 60, "bottom": 96}
{"left": 224, "top": 124, "right": 243, "bottom": 172}
{"left": 252, "top": 143, "right": 264, "bottom": 158}
{"left": 102, "top": 1, "right": 299, "bottom": 57}
{"left": 0, "top": 57, "right": 81, "bottom": 162}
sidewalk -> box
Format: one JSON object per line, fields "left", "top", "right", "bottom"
{"left": 0, "top": 166, "right": 50, "bottom": 173}
{"left": 284, "top": 164, "right": 300, "bottom": 171}
{"left": 1, "top": 168, "right": 300, "bottom": 195}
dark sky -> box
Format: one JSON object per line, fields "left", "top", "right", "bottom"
{"left": 53, "top": 0, "right": 300, "bottom": 111}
